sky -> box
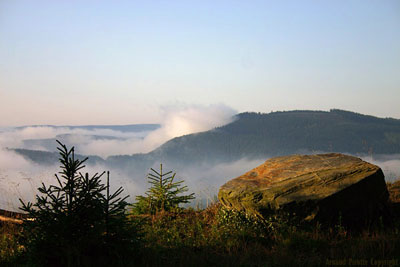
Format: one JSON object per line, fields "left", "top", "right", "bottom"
{"left": 1, "top": 0, "right": 399, "bottom": 126}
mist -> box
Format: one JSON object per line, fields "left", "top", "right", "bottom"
{"left": 0, "top": 148, "right": 57, "bottom": 211}
{"left": 176, "top": 158, "right": 266, "bottom": 206}
{"left": 0, "top": 147, "right": 143, "bottom": 212}
{"left": 361, "top": 155, "right": 400, "bottom": 183}
{"left": 0, "top": 104, "right": 236, "bottom": 158}
{"left": 2, "top": 150, "right": 400, "bottom": 212}
{"left": 0, "top": 104, "right": 237, "bottom": 211}
{"left": 1, "top": 104, "right": 400, "bottom": 213}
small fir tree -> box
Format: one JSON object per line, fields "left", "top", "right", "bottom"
{"left": 133, "top": 164, "right": 195, "bottom": 214}
{"left": 19, "top": 141, "right": 140, "bottom": 266}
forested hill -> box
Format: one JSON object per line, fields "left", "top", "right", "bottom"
{"left": 12, "top": 109, "right": 400, "bottom": 169}
{"left": 142, "top": 109, "right": 400, "bottom": 165}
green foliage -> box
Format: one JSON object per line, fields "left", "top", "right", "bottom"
{"left": 132, "top": 164, "right": 195, "bottom": 214}
{"left": 3, "top": 188, "right": 400, "bottom": 266}
{"left": 19, "top": 141, "right": 140, "bottom": 266}
{"left": 216, "top": 207, "right": 262, "bottom": 230}
{"left": 141, "top": 208, "right": 207, "bottom": 249}
{"left": 212, "top": 206, "right": 271, "bottom": 248}
{"left": 136, "top": 202, "right": 400, "bottom": 266}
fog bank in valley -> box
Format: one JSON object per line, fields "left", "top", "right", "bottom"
{"left": 0, "top": 148, "right": 141, "bottom": 212}
{"left": 1, "top": 105, "right": 400, "bottom": 212}
{"left": 361, "top": 155, "right": 400, "bottom": 183}
{"left": 0, "top": 104, "right": 236, "bottom": 158}
{"left": 0, "top": 104, "right": 237, "bottom": 211}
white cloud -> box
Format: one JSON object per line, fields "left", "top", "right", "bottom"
{"left": 140, "top": 103, "right": 236, "bottom": 154}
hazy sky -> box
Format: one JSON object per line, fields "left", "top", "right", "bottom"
{"left": 1, "top": 0, "right": 399, "bottom": 126}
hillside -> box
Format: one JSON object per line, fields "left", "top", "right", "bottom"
{"left": 13, "top": 109, "right": 400, "bottom": 170}
{"left": 139, "top": 109, "right": 400, "bottom": 165}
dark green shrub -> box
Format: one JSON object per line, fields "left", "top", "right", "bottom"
{"left": 19, "top": 141, "right": 141, "bottom": 266}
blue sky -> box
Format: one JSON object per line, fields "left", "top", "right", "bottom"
{"left": 1, "top": 0, "right": 399, "bottom": 126}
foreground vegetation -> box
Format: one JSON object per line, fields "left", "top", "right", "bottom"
{"left": 2, "top": 191, "right": 400, "bottom": 266}
{"left": 1, "top": 142, "right": 400, "bottom": 266}
{"left": 1, "top": 181, "right": 400, "bottom": 266}
{"left": 2, "top": 195, "right": 400, "bottom": 266}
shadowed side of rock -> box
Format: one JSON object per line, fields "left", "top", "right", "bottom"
{"left": 313, "top": 168, "right": 388, "bottom": 226}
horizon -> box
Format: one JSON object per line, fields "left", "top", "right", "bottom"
{"left": 1, "top": 1, "right": 399, "bottom": 126}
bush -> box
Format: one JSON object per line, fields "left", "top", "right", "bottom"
{"left": 19, "top": 141, "right": 141, "bottom": 266}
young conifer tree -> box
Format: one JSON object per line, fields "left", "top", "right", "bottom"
{"left": 19, "top": 141, "right": 140, "bottom": 266}
{"left": 133, "top": 164, "right": 195, "bottom": 214}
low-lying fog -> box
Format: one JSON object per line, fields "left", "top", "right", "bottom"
{"left": 1, "top": 105, "right": 399, "bottom": 212}
{"left": 1, "top": 104, "right": 240, "bottom": 211}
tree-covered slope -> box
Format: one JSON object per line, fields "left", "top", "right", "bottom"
{"left": 146, "top": 109, "right": 400, "bottom": 164}
{"left": 12, "top": 109, "right": 400, "bottom": 168}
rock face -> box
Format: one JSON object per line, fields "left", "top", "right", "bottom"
{"left": 218, "top": 153, "right": 389, "bottom": 226}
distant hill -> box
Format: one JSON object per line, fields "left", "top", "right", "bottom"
{"left": 107, "top": 109, "right": 400, "bottom": 171}
{"left": 15, "top": 124, "right": 160, "bottom": 132}
{"left": 13, "top": 110, "right": 400, "bottom": 170}
{"left": 11, "top": 148, "right": 105, "bottom": 166}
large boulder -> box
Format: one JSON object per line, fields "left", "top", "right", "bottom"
{"left": 218, "top": 153, "right": 389, "bottom": 226}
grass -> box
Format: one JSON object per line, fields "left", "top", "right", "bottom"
{"left": 136, "top": 205, "right": 400, "bottom": 266}
{"left": 2, "top": 180, "right": 400, "bottom": 266}
{"left": 0, "top": 221, "right": 24, "bottom": 265}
